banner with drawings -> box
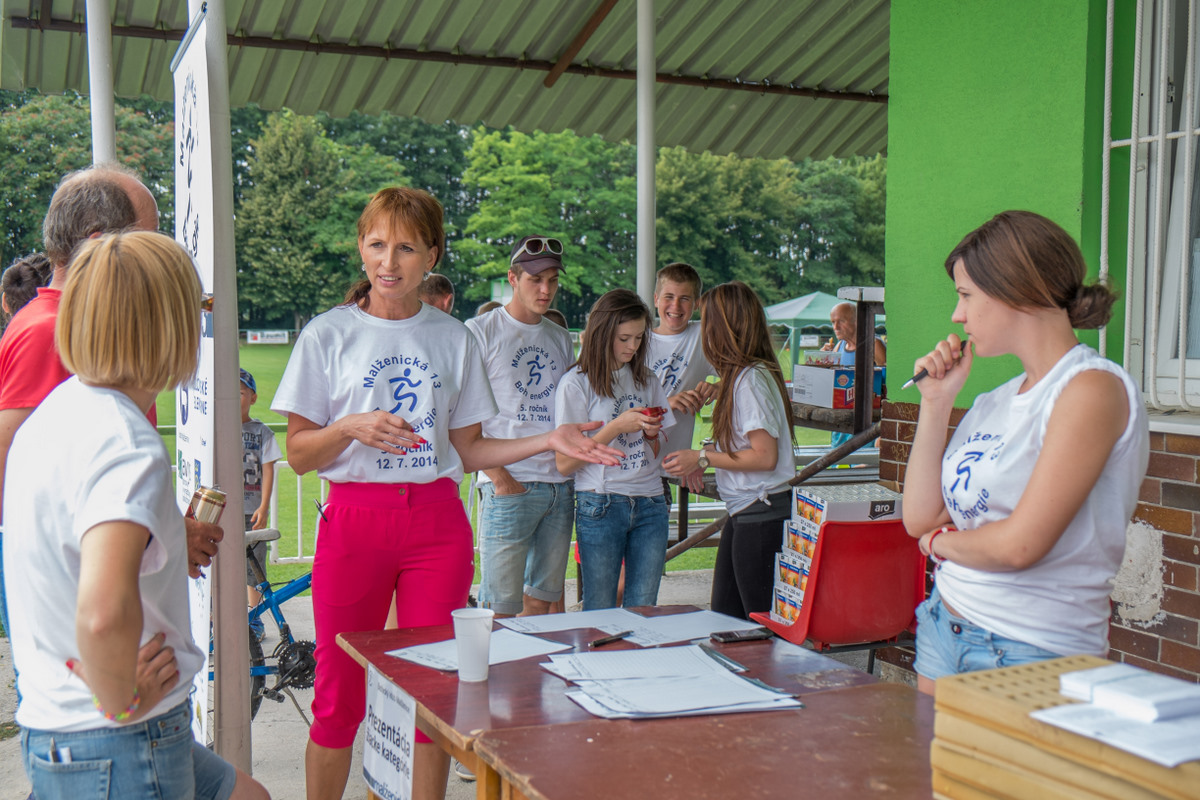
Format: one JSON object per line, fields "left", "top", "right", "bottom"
{"left": 173, "top": 8, "right": 216, "bottom": 743}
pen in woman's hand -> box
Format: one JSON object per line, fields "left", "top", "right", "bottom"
{"left": 902, "top": 339, "right": 969, "bottom": 390}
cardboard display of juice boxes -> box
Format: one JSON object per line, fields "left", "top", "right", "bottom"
{"left": 770, "top": 484, "right": 903, "bottom": 626}
{"left": 791, "top": 364, "right": 884, "bottom": 409}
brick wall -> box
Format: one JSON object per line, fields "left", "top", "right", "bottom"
{"left": 878, "top": 401, "right": 1200, "bottom": 683}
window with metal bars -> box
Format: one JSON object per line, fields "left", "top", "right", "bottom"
{"left": 1106, "top": 0, "right": 1200, "bottom": 412}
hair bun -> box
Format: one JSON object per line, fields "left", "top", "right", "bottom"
{"left": 1067, "top": 282, "right": 1117, "bottom": 329}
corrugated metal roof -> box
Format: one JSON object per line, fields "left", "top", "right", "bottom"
{"left": 1, "top": 0, "right": 888, "bottom": 160}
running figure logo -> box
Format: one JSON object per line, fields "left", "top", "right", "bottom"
{"left": 526, "top": 354, "right": 546, "bottom": 387}
{"left": 950, "top": 451, "right": 984, "bottom": 493}
{"left": 660, "top": 362, "right": 682, "bottom": 393}
{"left": 388, "top": 368, "right": 422, "bottom": 414}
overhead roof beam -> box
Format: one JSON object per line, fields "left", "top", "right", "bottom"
{"left": 544, "top": 0, "right": 619, "bottom": 89}
{"left": 10, "top": 14, "right": 887, "bottom": 104}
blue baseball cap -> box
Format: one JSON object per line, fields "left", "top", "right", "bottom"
{"left": 239, "top": 368, "right": 256, "bottom": 393}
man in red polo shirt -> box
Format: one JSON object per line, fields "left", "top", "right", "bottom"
{"left": 0, "top": 165, "right": 223, "bottom": 642}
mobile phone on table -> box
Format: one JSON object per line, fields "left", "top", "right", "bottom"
{"left": 710, "top": 627, "right": 773, "bottom": 643}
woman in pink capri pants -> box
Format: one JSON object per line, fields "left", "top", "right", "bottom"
{"left": 272, "top": 187, "right": 619, "bottom": 800}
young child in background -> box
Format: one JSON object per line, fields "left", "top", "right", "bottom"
{"left": 555, "top": 289, "right": 675, "bottom": 609}
{"left": 241, "top": 368, "right": 282, "bottom": 642}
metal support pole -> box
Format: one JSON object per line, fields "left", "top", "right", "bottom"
{"left": 84, "top": 0, "right": 116, "bottom": 163}
{"left": 187, "top": 0, "right": 253, "bottom": 770}
{"left": 636, "top": 0, "right": 656, "bottom": 306}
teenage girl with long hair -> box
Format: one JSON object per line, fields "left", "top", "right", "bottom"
{"left": 555, "top": 289, "right": 676, "bottom": 609}
{"left": 664, "top": 281, "right": 796, "bottom": 618}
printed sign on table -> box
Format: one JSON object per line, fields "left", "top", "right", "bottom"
{"left": 363, "top": 664, "right": 416, "bottom": 800}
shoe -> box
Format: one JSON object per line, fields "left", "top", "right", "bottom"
{"left": 453, "top": 758, "right": 476, "bottom": 782}
{"left": 249, "top": 614, "right": 265, "bottom": 643}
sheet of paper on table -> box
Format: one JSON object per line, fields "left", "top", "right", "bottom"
{"left": 387, "top": 629, "right": 573, "bottom": 672}
{"left": 621, "top": 610, "right": 763, "bottom": 646}
{"left": 496, "top": 608, "right": 647, "bottom": 634}
{"left": 542, "top": 644, "right": 736, "bottom": 682}
{"left": 1030, "top": 703, "right": 1200, "bottom": 767}
{"left": 564, "top": 667, "right": 802, "bottom": 719}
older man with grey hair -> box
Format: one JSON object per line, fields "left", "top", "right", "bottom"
{"left": 0, "top": 165, "right": 223, "bottom": 646}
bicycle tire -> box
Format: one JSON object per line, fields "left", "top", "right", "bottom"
{"left": 206, "top": 627, "right": 268, "bottom": 746}
{"left": 249, "top": 629, "right": 265, "bottom": 720}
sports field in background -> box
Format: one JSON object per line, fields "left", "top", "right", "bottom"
{"left": 157, "top": 342, "right": 828, "bottom": 593}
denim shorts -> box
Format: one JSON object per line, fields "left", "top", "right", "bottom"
{"left": 21, "top": 701, "right": 237, "bottom": 800}
{"left": 477, "top": 481, "right": 575, "bottom": 615}
{"left": 914, "top": 586, "right": 1060, "bottom": 681}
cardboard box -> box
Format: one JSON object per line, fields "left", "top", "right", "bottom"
{"left": 791, "top": 365, "right": 884, "bottom": 409}
{"left": 792, "top": 483, "right": 902, "bottom": 533}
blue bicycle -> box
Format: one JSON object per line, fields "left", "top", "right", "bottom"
{"left": 210, "top": 528, "right": 317, "bottom": 724}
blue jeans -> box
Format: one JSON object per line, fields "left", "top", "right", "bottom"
{"left": 477, "top": 481, "right": 575, "bottom": 615}
{"left": 576, "top": 491, "right": 669, "bottom": 610}
{"left": 21, "top": 701, "right": 237, "bottom": 800}
{"left": 914, "top": 586, "right": 1060, "bottom": 680}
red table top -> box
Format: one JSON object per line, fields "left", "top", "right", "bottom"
{"left": 337, "top": 605, "right": 876, "bottom": 751}
{"left": 473, "top": 683, "right": 935, "bottom": 800}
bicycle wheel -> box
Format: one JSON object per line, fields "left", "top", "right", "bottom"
{"left": 206, "top": 627, "right": 268, "bottom": 746}
{"left": 248, "top": 629, "right": 265, "bottom": 720}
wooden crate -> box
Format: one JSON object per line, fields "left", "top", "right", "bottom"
{"left": 933, "top": 656, "right": 1200, "bottom": 800}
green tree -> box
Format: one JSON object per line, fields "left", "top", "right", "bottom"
{"left": 459, "top": 128, "right": 636, "bottom": 325}
{"left": 792, "top": 155, "right": 887, "bottom": 296}
{"left": 0, "top": 92, "right": 174, "bottom": 267}
{"left": 235, "top": 111, "right": 404, "bottom": 328}
{"left": 655, "top": 148, "right": 803, "bottom": 305}
{"left": 319, "top": 112, "right": 476, "bottom": 316}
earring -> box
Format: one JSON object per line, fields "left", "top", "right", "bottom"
{"left": 361, "top": 264, "right": 367, "bottom": 272}
{"left": 424, "top": 272, "right": 431, "bottom": 280}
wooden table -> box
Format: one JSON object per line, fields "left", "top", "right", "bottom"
{"left": 474, "top": 683, "right": 935, "bottom": 800}
{"left": 337, "top": 606, "right": 877, "bottom": 799}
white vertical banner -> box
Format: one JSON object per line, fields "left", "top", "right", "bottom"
{"left": 173, "top": 9, "right": 216, "bottom": 743}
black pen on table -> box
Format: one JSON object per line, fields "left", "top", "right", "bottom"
{"left": 901, "top": 338, "right": 969, "bottom": 390}
{"left": 589, "top": 630, "right": 634, "bottom": 648}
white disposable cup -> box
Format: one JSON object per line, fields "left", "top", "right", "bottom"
{"left": 451, "top": 608, "right": 495, "bottom": 682}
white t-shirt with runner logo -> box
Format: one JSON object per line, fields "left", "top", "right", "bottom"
{"left": 714, "top": 365, "right": 795, "bottom": 516}
{"left": 554, "top": 365, "right": 675, "bottom": 496}
{"left": 647, "top": 321, "right": 715, "bottom": 459}
{"left": 272, "top": 303, "right": 497, "bottom": 484}
{"left": 934, "top": 344, "right": 1149, "bottom": 657}
{"left": 465, "top": 307, "right": 574, "bottom": 484}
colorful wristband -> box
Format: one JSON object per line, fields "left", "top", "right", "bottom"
{"left": 94, "top": 689, "right": 140, "bottom": 722}
{"left": 927, "top": 526, "right": 953, "bottom": 564}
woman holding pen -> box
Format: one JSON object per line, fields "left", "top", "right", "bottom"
{"left": 902, "top": 210, "right": 1149, "bottom": 695}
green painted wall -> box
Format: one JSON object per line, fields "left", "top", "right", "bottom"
{"left": 887, "top": 0, "right": 1110, "bottom": 402}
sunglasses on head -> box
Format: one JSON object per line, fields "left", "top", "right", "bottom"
{"left": 511, "top": 237, "right": 564, "bottom": 263}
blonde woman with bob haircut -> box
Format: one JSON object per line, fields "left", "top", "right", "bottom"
{"left": 5, "top": 231, "right": 268, "bottom": 800}
{"left": 664, "top": 281, "right": 795, "bottom": 619}
{"left": 903, "top": 210, "right": 1149, "bottom": 696}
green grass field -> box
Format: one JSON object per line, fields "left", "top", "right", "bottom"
{"left": 156, "top": 342, "right": 825, "bottom": 595}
